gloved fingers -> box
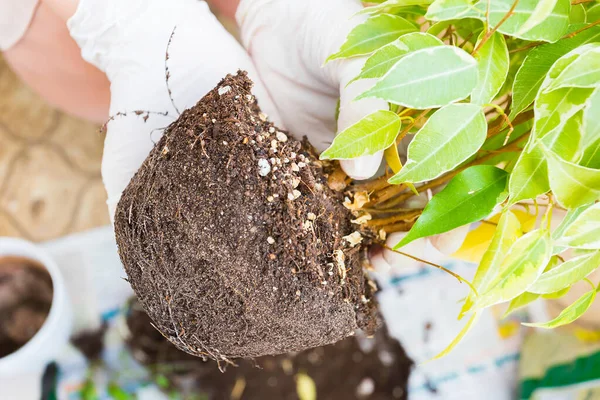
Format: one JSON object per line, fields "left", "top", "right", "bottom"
{"left": 236, "top": 0, "right": 366, "bottom": 79}
{"left": 368, "top": 231, "right": 429, "bottom": 273}
{"left": 236, "top": 0, "right": 389, "bottom": 164}
{"left": 428, "top": 225, "right": 471, "bottom": 256}
{"left": 68, "top": 0, "right": 280, "bottom": 220}
{"left": 371, "top": 225, "right": 471, "bottom": 276}
{"left": 337, "top": 58, "right": 388, "bottom": 180}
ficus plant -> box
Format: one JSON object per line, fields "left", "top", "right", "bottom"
{"left": 322, "top": 0, "right": 600, "bottom": 357}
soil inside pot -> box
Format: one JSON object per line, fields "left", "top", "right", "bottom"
{"left": 0, "top": 256, "right": 53, "bottom": 357}
{"left": 125, "top": 298, "right": 412, "bottom": 400}
{"left": 114, "top": 71, "right": 379, "bottom": 361}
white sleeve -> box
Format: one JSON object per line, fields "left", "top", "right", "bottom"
{"left": 67, "top": 0, "right": 280, "bottom": 219}
{"left": 0, "top": 0, "right": 39, "bottom": 50}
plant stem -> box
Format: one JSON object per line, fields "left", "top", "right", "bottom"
{"left": 509, "top": 41, "right": 539, "bottom": 54}
{"left": 564, "top": 18, "right": 600, "bottom": 39}
{"left": 373, "top": 132, "right": 531, "bottom": 210}
{"left": 365, "top": 209, "right": 422, "bottom": 227}
{"left": 396, "top": 108, "right": 431, "bottom": 144}
{"left": 511, "top": 18, "right": 600, "bottom": 54}
{"left": 458, "top": 32, "right": 475, "bottom": 48}
{"left": 382, "top": 245, "right": 478, "bottom": 294}
{"left": 473, "top": 0, "right": 520, "bottom": 55}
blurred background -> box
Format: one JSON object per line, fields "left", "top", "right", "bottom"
{"left": 2, "top": 3, "right": 600, "bottom": 400}
{"left": 0, "top": 55, "right": 108, "bottom": 241}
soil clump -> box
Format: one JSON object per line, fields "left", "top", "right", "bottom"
{"left": 114, "top": 72, "right": 379, "bottom": 361}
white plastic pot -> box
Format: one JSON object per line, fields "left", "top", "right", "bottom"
{"left": 0, "top": 237, "right": 72, "bottom": 397}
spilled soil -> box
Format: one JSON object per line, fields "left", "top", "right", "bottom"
{"left": 125, "top": 298, "right": 412, "bottom": 400}
{"left": 114, "top": 72, "right": 379, "bottom": 361}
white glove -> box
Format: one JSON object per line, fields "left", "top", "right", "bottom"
{"left": 370, "top": 226, "right": 471, "bottom": 275}
{"left": 236, "top": 0, "right": 388, "bottom": 180}
{"left": 236, "top": 0, "right": 471, "bottom": 267}
{"left": 67, "top": 0, "right": 281, "bottom": 219}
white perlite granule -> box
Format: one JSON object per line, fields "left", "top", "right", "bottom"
{"left": 218, "top": 85, "right": 231, "bottom": 95}
{"left": 257, "top": 159, "right": 271, "bottom": 177}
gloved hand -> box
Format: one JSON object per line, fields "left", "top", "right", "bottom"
{"left": 236, "top": 0, "right": 470, "bottom": 264}
{"left": 236, "top": 0, "right": 388, "bottom": 180}
{"left": 66, "top": 0, "right": 281, "bottom": 219}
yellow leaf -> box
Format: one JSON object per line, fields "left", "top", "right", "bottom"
{"left": 296, "top": 373, "right": 317, "bottom": 400}
{"left": 384, "top": 144, "right": 418, "bottom": 195}
{"left": 453, "top": 209, "right": 535, "bottom": 263}
{"left": 384, "top": 144, "right": 403, "bottom": 174}
{"left": 431, "top": 312, "right": 479, "bottom": 360}
{"left": 452, "top": 219, "right": 498, "bottom": 263}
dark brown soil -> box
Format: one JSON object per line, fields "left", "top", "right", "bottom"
{"left": 0, "top": 256, "right": 53, "bottom": 357}
{"left": 114, "top": 71, "right": 379, "bottom": 362}
{"left": 126, "top": 298, "right": 411, "bottom": 400}
{"left": 71, "top": 323, "right": 108, "bottom": 361}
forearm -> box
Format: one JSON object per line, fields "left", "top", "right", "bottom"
{"left": 206, "top": 0, "right": 240, "bottom": 20}
{"left": 3, "top": 1, "right": 109, "bottom": 123}
{"left": 40, "top": 0, "right": 79, "bottom": 21}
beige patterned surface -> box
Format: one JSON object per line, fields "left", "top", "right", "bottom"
{"left": 0, "top": 56, "right": 109, "bottom": 242}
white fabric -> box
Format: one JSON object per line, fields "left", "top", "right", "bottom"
{"left": 236, "top": 0, "right": 387, "bottom": 180}
{"left": 0, "top": 0, "right": 39, "bottom": 50}
{"left": 67, "top": 0, "right": 281, "bottom": 219}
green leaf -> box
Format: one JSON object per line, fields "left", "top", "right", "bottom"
{"left": 357, "top": 0, "right": 435, "bottom": 15}
{"left": 471, "top": 31, "right": 510, "bottom": 105}
{"left": 428, "top": 0, "right": 571, "bottom": 42}
{"left": 81, "top": 378, "right": 98, "bottom": 400}
{"left": 588, "top": 3, "right": 600, "bottom": 23}
{"left": 556, "top": 203, "right": 600, "bottom": 249}
{"left": 533, "top": 87, "right": 591, "bottom": 150}
{"left": 482, "top": 119, "right": 533, "bottom": 152}
{"left": 433, "top": 312, "right": 479, "bottom": 359}
{"left": 545, "top": 44, "right": 600, "bottom": 91}
{"left": 476, "top": 229, "right": 552, "bottom": 309}
{"left": 107, "top": 383, "right": 132, "bottom": 400}
{"left": 356, "top": 45, "right": 478, "bottom": 109}
{"left": 529, "top": 250, "right": 600, "bottom": 294}
{"left": 524, "top": 282, "right": 597, "bottom": 329}
{"left": 542, "top": 286, "right": 571, "bottom": 299}
{"left": 569, "top": 4, "right": 587, "bottom": 24}
{"left": 508, "top": 78, "right": 592, "bottom": 205}
{"left": 544, "top": 146, "right": 600, "bottom": 209}
{"left": 460, "top": 210, "right": 522, "bottom": 317}
{"left": 327, "top": 14, "right": 417, "bottom": 62}
{"left": 508, "top": 144, "right": 550, "bottom": 205}
{"left": 350, "top": 32, "right": 444, "bottom": 83}
{"left": 389, "top": 104, "right": 486, "bottom": 184}
{"left": 394, "top": 165, "right": 508, "bottom": 248}
{"left": 425, "top": 0, "right": 477, "bottom": 21}
{"left": 580, "top": 137, "right": 600, "bottom": 169}
{"left": 156, "top": 374, "right": 170, "bottom": 389}
{"left": 480, "top": 0, "right": 571, "bottom": 42}
{"left": 505, "top": 292, "right": 540, "bottom": 317}
{"left": 320, "top": 111, "right": 401, "bottom": 160}
{"left": 517, "top": 0, "right": 559, "bottom": 36}
{"left": 510, "top": 26, "right": 600, "bottom": 120}
{"left": 538, "top": 109, "right": 583, "bottom": 162}
{"left": 583, "top": 87, "right": 600, "bottom": 149}
{"left": 426, "top": 18, "right": 483, "bottom": 39}
{"left": 552, "top": 204, "right": 591, "bottom": 254}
